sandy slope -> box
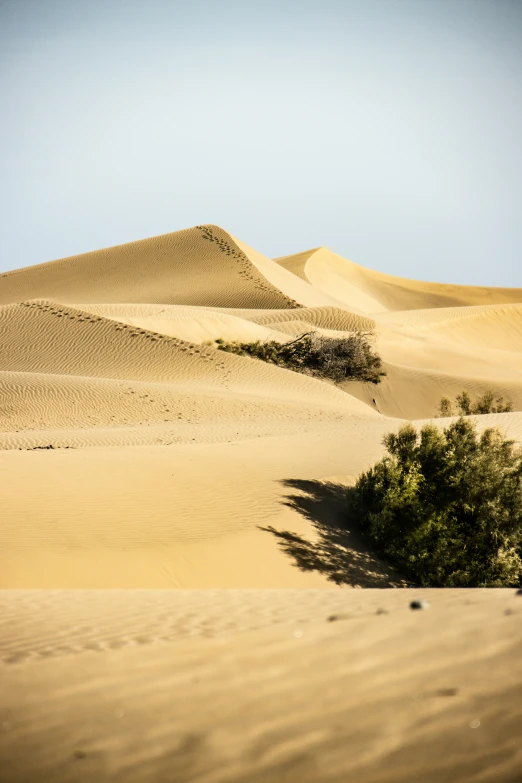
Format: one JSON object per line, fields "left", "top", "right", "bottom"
{"left": 0, "top": 422, "right": 400, "bottom": 588}
{"left": 1, "top": 589, "right": 521, "bottom": 783}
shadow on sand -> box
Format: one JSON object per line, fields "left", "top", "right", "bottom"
{"left": 260, "top": 479, "right": 407, "bottom": 588}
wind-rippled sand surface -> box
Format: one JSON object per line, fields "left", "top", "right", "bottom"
{"left": 1, "top": 225, "right": 522, "bottom": 781}
{"left": 1, "top": 589, "right": 521, "bottom": 783}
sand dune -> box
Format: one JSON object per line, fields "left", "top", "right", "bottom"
{"left": 276, "top": 246, "right": 522, "bottom": 312}
{"left": 0, "top": 225, "right": 299, "bottom": 309}
{"left": 0, "top": 300, "right": 369, "bottom": 403}
{"left": 1, "top": 224, "right": 522, "bottom": 588}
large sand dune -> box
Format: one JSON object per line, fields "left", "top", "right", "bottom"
{"left": 1, "top": 224, "right": 522, "bottom": 781}
{"left": 0, "top": 225, "right": 300, "bottom": 309}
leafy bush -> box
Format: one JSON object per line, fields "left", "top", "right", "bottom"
{"left": 348, "top": 417, "right": 522, "bottom": 586}
{"left": 215, "top": 331, "right": 385, "bottom": 384}
{"left": 437, "top": 389, "right": 513, "bottom": 417}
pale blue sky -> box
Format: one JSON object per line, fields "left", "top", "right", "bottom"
{"left": 1, "top": 0, "right": 521, "bottom": 285}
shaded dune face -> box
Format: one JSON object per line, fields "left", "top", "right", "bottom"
{"left": 0, "top": 224, "right": 522, "bottom": 589}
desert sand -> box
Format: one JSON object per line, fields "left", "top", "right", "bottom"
{"left": 1, "top": 224, "right": 522, "bottom": 781}
{"left": 2, "top": 224, "right": 522, "bottom": 587}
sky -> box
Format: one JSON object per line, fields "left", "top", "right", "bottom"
{"left": 0, "top": 0, "right": 521, "bottom": 285}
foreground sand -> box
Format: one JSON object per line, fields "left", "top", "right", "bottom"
{"left": 1, "top": 589, "right": 521, "bottom": 783}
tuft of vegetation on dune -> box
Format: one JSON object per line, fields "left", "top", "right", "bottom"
{"left": 437, "top": 389, "right": 513, "bottom": 417}
{"left": 347, "top": 417, "right": 522, "bottom": 587}
{"left": 214, "top": 331, "right": 386, "bottom": 384}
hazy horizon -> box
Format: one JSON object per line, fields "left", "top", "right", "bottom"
{"left": 1, "top": 0, "right": 521, "bottom": 286}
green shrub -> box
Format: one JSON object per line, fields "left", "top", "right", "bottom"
{"left": 215, "top": 331, "right": 385, "bottom": 384}
{"left": 437, "top": 389, "right": 513, "bottom": 417}
{"left": 348, "top": 417, "right": 522, "bottom": 586}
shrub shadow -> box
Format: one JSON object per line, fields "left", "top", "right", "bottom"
{"left": 260, "top": 479, "right": 407, "bottom": 587}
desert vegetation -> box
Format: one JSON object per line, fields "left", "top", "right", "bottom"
{"left": 437, "top": 389, "right": 513, "bottom": 417}
{"left": 214, "top": 331, "right": 386, "bottom": 384}
{"left": 348, "top": 417, "right": 522, "bottom": 587}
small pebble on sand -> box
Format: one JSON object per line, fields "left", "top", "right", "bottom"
{"left": 410, "top": 599, "right": 430, "bottom": 611}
